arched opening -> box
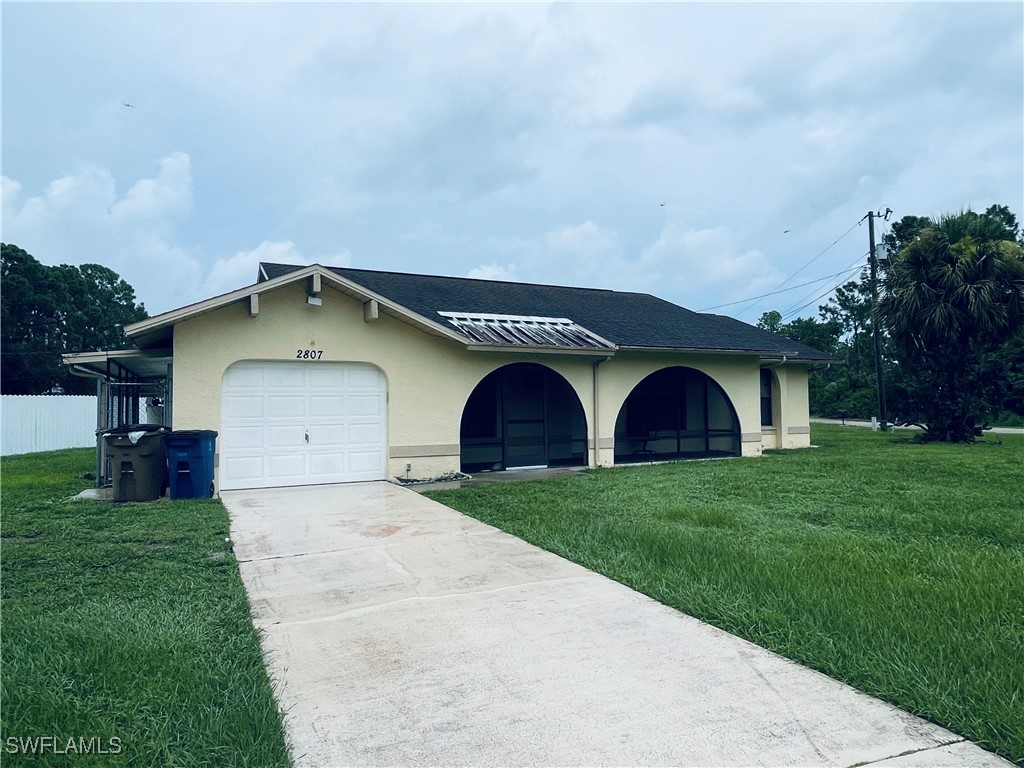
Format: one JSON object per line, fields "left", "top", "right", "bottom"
{"left": 460, "top": 363, "right": 588, "bottom": 473}
{"left": 614, "top": 367, "right": 740, "bottom": 463}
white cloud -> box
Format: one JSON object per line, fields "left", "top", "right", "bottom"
{"left": 1, "top": 176, "right": 23, "bottom": 222}
{"left": 2, "top": 153, "right": 202, "bottom": 314}
{"left": 204, "top": 240, "right": 353, "bottom": 297}
{"left": 541, "top": 221, "right": 620, "bottom": 284}
{"left": 628, "top": 224, "right": 785, "bottom": 310}
{"left": 2, "top": 3, "right": 1020, "bottom": 323}
{"left": 471, "top": 219, "right": 784, "bottom": 315}
{"left": 205, "top": 240, "right": 304, "bottom": 297}
{"left": 466, "top": 262, "right": 518, "bottom": 282}
{"left": 111, "top": 152, "right": 192, "bottom": 225}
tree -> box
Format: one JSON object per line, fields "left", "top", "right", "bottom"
{"left": 756, "top": 310, "right": 783, "bottom": 334}
{"left": 1, "top": 244, "right": 148, "bottom": 395}
{"left": 879, "top": 210, "right": 1024, "bottom": 441}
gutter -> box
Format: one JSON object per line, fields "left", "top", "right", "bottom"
{"left": 464, "top": 343, "right": 616, "bottom": 357}
{"left": 761, "top": 355, "right": 789, "bottom": 369}
{"left": 616, "top": 345, "right": 804, "bottom": 357}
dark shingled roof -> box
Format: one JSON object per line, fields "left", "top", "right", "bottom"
{"left": 260, "top": 263, "right": 833, "bottom": 360}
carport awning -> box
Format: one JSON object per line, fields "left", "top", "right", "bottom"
{"left": 63, "top": 349, "right": 173, "bottom": 382}
{"left": 438, "top": 312, "right": 616, "bottom": 350}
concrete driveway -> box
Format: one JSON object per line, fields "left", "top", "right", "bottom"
{"left": 222, "top": 482, "right": 1010, "bottom": 768}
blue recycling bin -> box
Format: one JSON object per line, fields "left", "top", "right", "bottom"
{"left": 162, "top": 430, "right": 218, "bottom": 500}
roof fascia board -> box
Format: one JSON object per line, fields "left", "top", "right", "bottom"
{"left": 616, "top": 345, "right": 797, "bottom": 357}
{"left": 758, "top": 356, "right": 828, "bottom": 364}
{"left": 123, "top": 265, "right": 469, "bottom": 346}
{"left": 316, "top": 271, "right": 468, "bottom": 344}
{"left": 62, "top": 348, "right": 173, "bottom": 381}
{"left": 62, "top": 348, "right": 173, "bottom": 365}
{"left": 124, "top": 264, "right": 324, "bottom": 338}
{"left": 465, "top": 344, "right": 618, "bottom": 357}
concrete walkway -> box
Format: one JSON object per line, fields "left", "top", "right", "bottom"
{"left": 223, "top": 482, "right": 1011, "bottom": 768}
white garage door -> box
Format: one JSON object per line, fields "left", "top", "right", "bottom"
{"left": 220, "top": 361, "right": 387, "bottom": 490}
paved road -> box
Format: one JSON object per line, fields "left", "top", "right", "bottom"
{"left": 810, "top": 418, "right": 1024, "bottom": 435}
{"left": 223, "top": 482, "right": 1013, "bottom": 768}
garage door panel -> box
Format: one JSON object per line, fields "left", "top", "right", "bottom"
{"left": 268, "top": 425, "right": 307, "bottom": 448}
{"left": 347, "top": 367, "right": 385, "bottom": 388}
{"left": 309, "top": 395, "right": 348, "bottom": 417}
{"left": 222, "top": 425, "right": 265, "bottom": 449}
{"left": 308, "top": 453, "right": 346, "bottom": 476}
{"left": 267, "top": 367, "right": 306, "bottom": 387}
{"left": 308, "top": 423, "right": 348, "bottom": 446}
{"left": 306, "top": 367, "right": 346, "bottom": 388}
{"left": 349, "top": 423, "right": 384, "bottom": 445}
{"left": 224, "top": 364, "right": 266, "bottom": 389}
{"left": 223, "top": 395, "right": 265, "bottom": 419}
{"left": 268, "top": 453, "right": 306, "bottom": 476}
{"left": 348, "top": 450, "right": 385, "bottom": 473}
{"left": 348, "top": 394, "right": 384, "bottom": 417}
{"left": 220, "top": 361, "right": 387, "bottom": 490}
{"left": 223, "top": 456, "right": 265, "bottom": 483}
{"left": 268, "top": 395, "right": 306, "bottom": 418}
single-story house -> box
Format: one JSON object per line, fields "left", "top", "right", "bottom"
{"left": 64, "top": 263, "right": 831, "bottom": 491}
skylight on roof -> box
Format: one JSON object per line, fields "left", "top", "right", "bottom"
{"left": 438, "top": 312, "right": 614, "bottom": 350}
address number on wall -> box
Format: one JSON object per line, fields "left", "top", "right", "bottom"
{"left": 296, "top": 349, "right": 324, "bottom": 360}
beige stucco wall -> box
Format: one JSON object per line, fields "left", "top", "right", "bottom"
{"left": 172, "top": 282, "right": 601, "bottom": 487}
{"left": 758, "top": 365, "right": 812, "bottom": 450}
{"left": 170, "top": 281, "right": 813, "bottom": 489}
{"left": 592, "top": 352, "right": 766, "bottom": 463}
{"left": 781, "top": 365, "right": 812, "bottom": 448}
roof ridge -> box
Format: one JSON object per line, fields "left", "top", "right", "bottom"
{"left": 259, "top": 262, "right": 655, "bottom": 300}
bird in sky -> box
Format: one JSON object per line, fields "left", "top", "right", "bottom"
{"left": 122, "top": 102, "right": 135, "bottom": 108}
{"left": 783, "top": 229, "right": 791, "bottom": 233}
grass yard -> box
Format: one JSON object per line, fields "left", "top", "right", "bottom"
{"left": 1, "top": 449, "right": 290, "bottom": 767}
{"left": 427, "top": 425, "right": 1024, "bottom": 764}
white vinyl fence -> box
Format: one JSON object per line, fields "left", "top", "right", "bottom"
{"left": 1, "top": 395, "right": 98, "bottom": 456}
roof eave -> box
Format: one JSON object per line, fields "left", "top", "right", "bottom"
{"left": 616, "top": 345, "right": 833, "bottom": 361}
{"left": 465, "top": 343, "right": 617, "bottom": 357}
{"left": 123, "top": 265, "right": 470, "bottom": 348}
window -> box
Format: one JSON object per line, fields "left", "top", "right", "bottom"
{"left": 760, "top": 369, "right": 774, "bottom": 427}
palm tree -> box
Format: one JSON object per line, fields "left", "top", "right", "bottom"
{"left": 879, "top": 210, "right": 1024, "bottom": 441}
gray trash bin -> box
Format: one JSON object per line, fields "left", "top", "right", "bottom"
{"left": 101, "top": 424, "right": 169, "bottom": 502}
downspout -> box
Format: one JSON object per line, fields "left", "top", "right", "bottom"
{"left": 592, "top": 357, "right": 610, "bottom": 467}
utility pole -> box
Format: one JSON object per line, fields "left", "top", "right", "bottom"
{"left": 867, "top": 209, "right": 889, "bottom": 430}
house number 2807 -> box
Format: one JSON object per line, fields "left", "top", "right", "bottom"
{"left": 296, "top": 349, "right": 323, "bottom": 359}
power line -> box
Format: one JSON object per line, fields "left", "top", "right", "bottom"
{"left": 732, "top": 217, "right": 864, "bottom": 317}
{"left": 697, "top": 264, "right": 864, "bottom": 311}
{"left": 781, "top": 282, "right": 852, "bottom": 321}
{"left": 779, "top": 250, "right": 870, "bottom": 320}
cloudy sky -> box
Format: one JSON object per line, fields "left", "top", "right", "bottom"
{"left": 3, "top": 2, "right": 1021, "bottom": 324}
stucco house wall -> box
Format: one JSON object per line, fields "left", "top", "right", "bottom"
{"left": 594, "top": 353, "right": 765, "bottom": 465}
{"left": 170, "top": 279, "right": 811, "bottom": 489}
{"left": 781, "top": 366, "right": 812, "bottom": 449}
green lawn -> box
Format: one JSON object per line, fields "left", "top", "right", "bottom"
{"left": 427, "top": 425, "right": 1024, "bottom": 764}
{"left": 0, "top": 449, "right": 290, "bottom": 767}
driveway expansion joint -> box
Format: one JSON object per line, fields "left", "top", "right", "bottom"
{"left": 258, "top": 574, "right": 602, "bottom": 628}
{"left": 236, "top": 528, "right": 499, "bottom": 564}
{"left": 844, "top": 738, "right": 968, "bottom": 767}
